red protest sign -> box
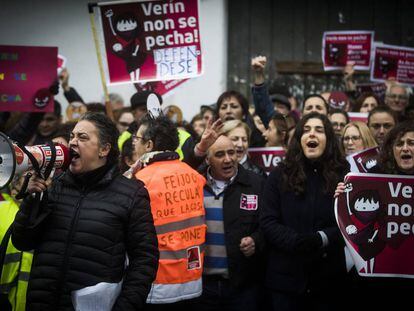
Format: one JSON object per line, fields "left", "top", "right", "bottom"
{"left": 335, "top": 173, "right": 414, "bottom": 278}
{"left": 346, "top": 146, "right": 380, "bottom": 173}
{"left": 371, "top": 43, "right": 414, "bottom": 86}
{"left": 355, "top": 82, "right": 387, "bottom": 101}
{"left": 348, "top": 112, "right": 368, "bottom": 124}
{"left": 0, "top": 45, "right": 57, "bottom": 112}
{"left": 98, "top": 0, "right": 202, "bottom": 85}
{"left": 322, "top": 31, "right": 374, "bottom": 71}
{"left": 248, "top": 147, "right": 286, "bottom": 175}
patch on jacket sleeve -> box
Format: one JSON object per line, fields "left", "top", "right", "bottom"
{"left": 187, "top": 246, "right": 201, "bottom": 270}
{"left": 240, "top": 193, "right": 258, "bottom": 211}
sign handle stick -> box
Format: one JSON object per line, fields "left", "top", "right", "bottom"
{"left": 88, "top": 3, "right": 114, "bottom": 121}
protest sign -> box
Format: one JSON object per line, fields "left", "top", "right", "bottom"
{"left": 355, "top": 82, "right": 387, "bottom": 102}
{"left": 346, "top": 146, "right": 380, "bottom": 173}
{"left": 98, "top": 0, "right": 202, "bottom": 85}
{"left": 335, "top": 173, "right": 414, "bottom": 278}
{"left": 0, "top": 45, "right": 57, "bottom": 112}
{"left": 371, "top": 43, "right": 414, "bottom": 86}
{"left": 248, "top": 147, "right": 286, "bottom": 175}
{"left": 348, "top": 112, "right": 368, "bottom": 124}
{"left": 322, "top": 31, "right": 374, "bottom": 71}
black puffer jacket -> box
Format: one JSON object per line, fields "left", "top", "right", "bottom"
{"left": 12, "top": 164, "right": 159, "bottom": 310}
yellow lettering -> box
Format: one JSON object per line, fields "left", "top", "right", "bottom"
{"left": 0, "top": 73, "right": 4, "bottom": 80}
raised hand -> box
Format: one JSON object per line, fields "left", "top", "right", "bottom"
{"left": 196, "top": 118, "right": 224, "bottom": 154}
{"left": 251, "top": 56, "right": 267, "bottom": 85}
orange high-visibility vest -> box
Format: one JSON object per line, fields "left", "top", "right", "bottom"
{"left": 136, "top": 159, "right": 206, "bottom": 304}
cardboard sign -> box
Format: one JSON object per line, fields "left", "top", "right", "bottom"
{"left": 348, "top": 112, "right": 368, "bottom": 123}
{"left": 335, "top": 173, "right": 414, "bottom": 278}
{"left": 134, "top": 78, "right": 188, "bottom": 97}
{"left": 322, "top": 31, "right": 374, "bottom": 71}
{"left": 0, "top": 45, "right": 57, "bottom": 112}
{"left": 355, "top": 82, "right": 387, "bottom": 102}
{"left": 346, "top": 147, "right": 380, "bottom": 173}
{"left": 98, "top": 0, "right": 202, "bottom": 85}
{"left": 371, "top": 43, "right": 414, "bottom": 86}
{"left": 248, "top": 147, "right": 286, "bottom": 175}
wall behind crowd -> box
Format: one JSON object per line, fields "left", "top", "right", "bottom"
{"left": 228, "top": 0, "right": 414, "bottom": 104}
{"left": 0, "top": 0, "right": 227, "bottom": 121}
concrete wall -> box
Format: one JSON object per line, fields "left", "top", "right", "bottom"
{"left": 0, "top": 0, "right": 227, "bottom": 121}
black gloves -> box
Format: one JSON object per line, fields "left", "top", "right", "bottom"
{"left": 295, "top": 233, "right": 323, "bottom": 254}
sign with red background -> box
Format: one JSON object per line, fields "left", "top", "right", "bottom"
{"left": 0, "top": 45, "right": 57, "bottom": 112}
{"left": 322, "top": 31, "right": 374, "bottom": 71}
{"left": 371, "top": 43, "right": 414, "bottom": 86}
{"left": 248, "top": 147, "right": 286, "bottom": 175}
{"left": 335, "top": 173, "right": 414, "bottom": 278}
{"left": 99, "top": 0, "right": 202, "bottom": 85}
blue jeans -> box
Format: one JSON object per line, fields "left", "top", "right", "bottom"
{"left": 194, "top": 275, "right": 259, "bottom": 311}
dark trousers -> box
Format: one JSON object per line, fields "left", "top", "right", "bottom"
{"left": 193, "top": 275, "right": 259, "bottom": 311}
{"left": 270, "top": 289, "right": 348, "bottom": 311}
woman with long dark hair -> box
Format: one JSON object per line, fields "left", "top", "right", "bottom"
{"left": 260, "top": 112, "right": 349, "bottom": 311}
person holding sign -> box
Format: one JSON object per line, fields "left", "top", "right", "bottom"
{"left": 335, "top": 121, "right": 414, "bottom": 309}
{"left": 261, "top": 112, "right": 350, "bottom": 311}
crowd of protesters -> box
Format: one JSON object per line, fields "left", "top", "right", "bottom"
{"left": 0, "top": 54, "right": 413, "bottom": 311}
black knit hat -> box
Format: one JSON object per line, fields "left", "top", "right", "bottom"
{"left": 130, "top": 91, "right": 163, "bottom": 110}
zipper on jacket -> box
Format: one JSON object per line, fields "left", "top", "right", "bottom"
{"left": 54, "top": 193, "right": 85, "bottom": 308}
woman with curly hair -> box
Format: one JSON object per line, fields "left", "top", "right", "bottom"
{"left": 260, "top": 112, "right": 350, "bottom": 311}
{"left": 335, "top": 121, "right": 414, "bottom": 309}
{"left": 376, "top": 121, "right": 414, "bottom": 174}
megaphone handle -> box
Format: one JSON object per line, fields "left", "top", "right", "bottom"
{"left": 43, "top": 142, "right": 57, "bottom": 180}
{"left": 15, "top": 172, "right": 32, "bottom": 200}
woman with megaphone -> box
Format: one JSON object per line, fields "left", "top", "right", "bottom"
{"left": 11, "top": 112, "right": 159, "bottom": 310}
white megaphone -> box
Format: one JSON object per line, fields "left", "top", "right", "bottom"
{"left": 0, "top": 132, "right": 71, "bottom": 189}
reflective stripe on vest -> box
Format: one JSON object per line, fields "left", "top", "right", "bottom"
{"left": 176, "top": 129, "right": 191, "bottom": 160}
{"left": 146, "top": 278, "right": 202, "bottom": 304}
{"left": 136, "top": 160, "right": 206, "bottom": 303}
{"left": 118, "top": 130, "right": 132, "bottom": 151}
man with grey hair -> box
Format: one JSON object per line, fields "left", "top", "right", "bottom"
{"left": 385, "top": 83, "right": 410, "bottom": 120}
{"left": 195, "top": 135, "right": 266, "bottom": 311}
{"left": 108, "top": 92, "right": 124, "bottom": 110}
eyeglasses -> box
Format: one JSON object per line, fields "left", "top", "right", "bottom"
{"left": 386, "top": 94, "right": 409, "bottom": 101}
{"left": 132, "top": 135, "right": 145, "bottom": 142}
{"left": 343, "top": 135, "right": 361, "bottom": 142}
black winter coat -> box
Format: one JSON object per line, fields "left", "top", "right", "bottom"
{"left": 260, "top": 164, "right": 348, "bottom": 295}
{"left": 204, "top": 165, "right": 266, "bottom": 289}
{"left": 12, "top": 164, "right": 159, "bottom": 310}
